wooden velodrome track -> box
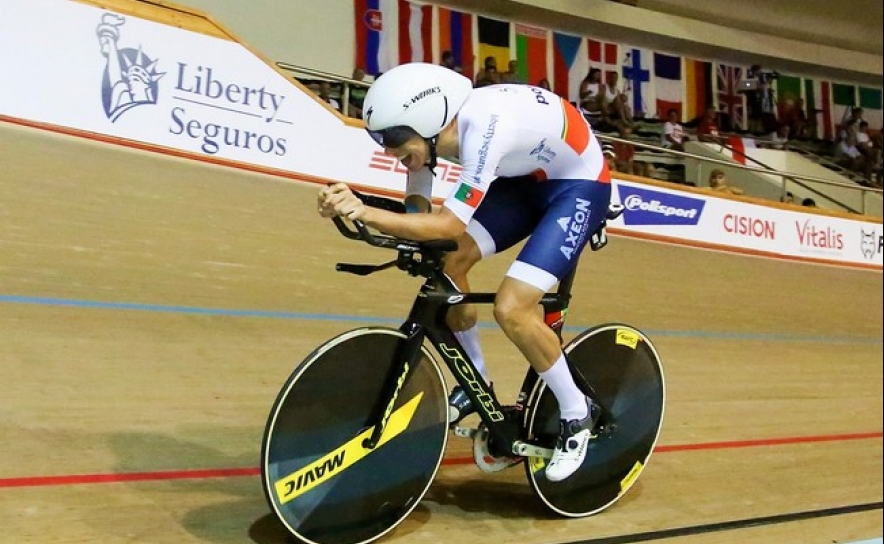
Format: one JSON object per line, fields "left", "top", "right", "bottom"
{"left": 0, "top": 119, "right": 881, "bottom": 544}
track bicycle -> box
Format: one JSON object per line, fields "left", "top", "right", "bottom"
{"left": 261, "top": 210, "right": 665, "bottom": 544}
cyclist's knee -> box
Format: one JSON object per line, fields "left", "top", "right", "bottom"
{"left": 492, "top": 289, "right": 538, "bottom": 333}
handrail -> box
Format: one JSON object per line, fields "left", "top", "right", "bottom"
{"left": 597, "top": 134, "right": 882, "bottom": 216}
{"left": 274, "top": 61, "right": 882, "bottom": 217}
{"left": 276, "top": 61, "right": 370, "bottom": 118}
{"left": 714, "top": 139, "right": 857, "bottom": 213}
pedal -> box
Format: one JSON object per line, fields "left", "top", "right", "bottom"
{"left": 473, "top": 423, "right": 522, "bottom": 473}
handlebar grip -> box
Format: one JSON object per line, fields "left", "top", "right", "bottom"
{"left": 332, "top": 216, "right": 362, "bottom": 240}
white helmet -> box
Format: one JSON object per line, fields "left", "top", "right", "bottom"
{"left": 363, "top": 62, "right": 473, "bottom": 144}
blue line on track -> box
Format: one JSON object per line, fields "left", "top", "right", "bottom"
{"left": 2, "top": 294, "right": 882, "bottom": 344}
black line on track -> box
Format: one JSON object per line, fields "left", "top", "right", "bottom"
{"left": 563, "top": 501, "right": 883, "bottom": 543}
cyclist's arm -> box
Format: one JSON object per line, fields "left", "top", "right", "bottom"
{"left": 362, "top": 205, "right": 464, "bottom": 240}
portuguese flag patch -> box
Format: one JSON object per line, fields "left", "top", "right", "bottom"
{"left": 454, "top": 183, "right": 484, "bottom": 208}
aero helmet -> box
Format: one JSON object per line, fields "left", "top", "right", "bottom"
{"left": 362, "top": 62, "right": 473, "bottom": 147}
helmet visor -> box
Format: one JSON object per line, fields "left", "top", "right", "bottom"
{"left": 365, "top": 125, "right": 421, "bottom": 148}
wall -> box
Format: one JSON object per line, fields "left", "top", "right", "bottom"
{"left": 172, "top": 0, "right": 882, "bottom": 84}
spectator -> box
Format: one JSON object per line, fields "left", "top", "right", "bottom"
{"left": 613, "top": 124, "right": 655, "bottom": 178}
{"left": 780, "top": 191, "right": 796, "bottom": 204}
{"left": 783, "top": 98, "right": 811, "bottom": 140}
{"left": 537, "top": 78, "right": 552, "bottom": 91}
{"left": 661, "top": 108, "right": 687, "bottom": 151}
{"left": 500, "top": 60, "right": 525, "bottom": 84}
{"left": 347, "top": 67, "right": 368, "bottom": 118}
{"left": 764, "top": 123, "right": 790, "bottom": 150}
{"left": 708, "top": 169, "right": 744, "bottom": 195}
{"left": 856, "top": 121, "right": 879, "bottom": 163}
{"left": 745, "top": 64, "right": 777, "bottom": 134}
{"left": 604, "top": 71, "right": 632, "bottom": 126}
{"left": 474, "top": 56, "right": 501, "bottom": 87}
{"left": 308, "top": 80, "right": 340, "bottom": 112}
{"left": 836, "top": 132, "right": 873, "bottom": 180}
{"left": 440, "top": 50, "right": 463, "bottom": 73}
{"left": 802, "top": 197, "right": 817, "bottom": 207}
{"left": 602, "top": 143, "right": 617, "bottom": 172}
{"left": 578, "top": 68, "right": 607, "bottom": 121}
{"left": 696, "top": 106, "right": 723, "bottom": 143}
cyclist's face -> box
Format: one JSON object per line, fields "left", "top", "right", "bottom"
{"left": 384, "top": 136, "right": 429, "bottom": 172}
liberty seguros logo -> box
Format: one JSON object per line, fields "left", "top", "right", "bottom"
{"left": 94, "top": 13, "right": 290, "bottom": 157}
{"left": 97, "top": 13, "right": 164, "bottom": 122}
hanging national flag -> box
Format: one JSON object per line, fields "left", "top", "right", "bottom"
{"left": 437, "top": 6, "right": 474, "bottom": 79}
{"left": 515, "top": 24, "right": 549, "bottom": 86}
{"left": 552, "top": 32, "right": 588, "bottom": 103}
{"left": 774, "top": 74, "right": 803, "bottom": 120}
{"left": 859, "top": 86, "right": 883, "bottom": 129}
{"left": 684, "top": 59, "right": 713, "bottom": 122}
{"left": 620, "top": 47, "right": 654, "bottom": 118}
{"left": 653, "top": 52, "right": 683, "bottom": 120}
{"left": 477, "top": 15, "right": 511, "bottom": 77}
{"left": 354, "top": 0, "right": 399, "bottom": 76}
{"left": 727, "top": 135, "right": 756, "bottom": 165}
{"left": 398, "top": 1, "right": 431, "bottom": 64}
{"left": 804, "top": 78, "right": 833, "bottom": 140}
{"left": 587, "top": 38, "right": 620, "bottom": 83}
{"left": 716, "top": 63, "right": 746, "bottom": 131}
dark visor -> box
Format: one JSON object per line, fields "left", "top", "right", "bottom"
{"left": 366, "top": 125, "right": 421, "bottom": 148}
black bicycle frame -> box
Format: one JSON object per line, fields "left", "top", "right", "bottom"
{"left": 361, "top": 262, "right": 578, "bottom": 454}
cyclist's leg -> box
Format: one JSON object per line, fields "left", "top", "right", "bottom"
{"left": 495, "top": 178, "right": 611, "bottom": 481}
{"left": 444, "top": 177, "right": 543, "bottom": 422}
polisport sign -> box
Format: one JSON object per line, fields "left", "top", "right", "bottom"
{"left": 619, "top": 186, "right": 705, "bottom": 226}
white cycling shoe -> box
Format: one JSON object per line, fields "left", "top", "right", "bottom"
{"left": 546, "top": 399, "right": 600, "bottom": 482}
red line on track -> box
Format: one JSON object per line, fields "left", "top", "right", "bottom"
{"left": 1, "top": 432, "right": 879, "bottom": 489}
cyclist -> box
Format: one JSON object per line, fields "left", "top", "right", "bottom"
{"left": 318, "top": 62, "right": 612, "bottom": 482}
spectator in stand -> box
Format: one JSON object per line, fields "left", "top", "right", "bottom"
{"left": 802, "top": 197, "right": 817, "bottom": 207}
{"left": 500, "top": 60, "right": 525, "bottom": 84}
{"left": 783, "top": 98, "right": 811, "bottom": 140}
{"left": 537, "top": 78, "right": 552, "bottom": 91}
{"left": 578, "top": 68, "right": 607, "bottom": 121}
{"left": 604, "top": 71, "right": 632, "bottom": 127}
{"left": 764, "top": 123, "right": 791, "bottom": 150}
{"left": 661, "top": 108, "right": 688, "bottom": 151}
{"left": 613, "top": 124, "right": 655, "bottom": 178}
{"left": 440, "top": 50, "right": 463, "bottom": 73}
{"left": 474, "top": 56, "right": 501, "bottom": 87}
{"left": 871, "top": 128, "right": 884, "bottom": 187}
{"left": 347, "top": 67, "right": 368, "bottom": 118}
{"left": 835, "top": 132, "right": 873, "bottom": 181}
{"left": 856, "top": 121, "right": 879, "bottom": 162}
{"left": 602, "top": 143, "right": 617, "bottom": 172}
{"left": 696, "top": 106, "right": 724, "bottom": 143}
{"left": 708, "top": 169, "right": 744, "bottom": 195}
{"left": 780, "top": 191, "right": 796, "bottom": 204}
{"left": 308, "top": 80, "right": 340, "bottom": 112}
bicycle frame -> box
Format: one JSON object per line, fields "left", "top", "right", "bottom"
{"left": 334, "top": 218, "right": 578, "bottom": 456}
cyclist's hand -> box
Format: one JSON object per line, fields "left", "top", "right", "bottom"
{"left": 319, "top": 183, "right": 367, "bottom": 221}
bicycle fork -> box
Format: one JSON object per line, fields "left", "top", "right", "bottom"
{"left": 362, "top": 324, "right": 425, "bottom": 449}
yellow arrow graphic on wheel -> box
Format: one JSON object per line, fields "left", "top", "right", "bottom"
{"left": 274, "top": 392, "right": 424, "bottom": 504}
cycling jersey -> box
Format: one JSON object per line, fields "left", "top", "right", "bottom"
{"left": 405, "top": 84, "right": 611, "bottom": 292}
{"left": 421, "top": 84, "right": 609, "bottom": 224}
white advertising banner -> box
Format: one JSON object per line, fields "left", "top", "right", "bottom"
{"left": 611, "top": 180, "right": 883, "bottom": 268}
{"left": 0, "top": 0, "right": 459, "bottom": 198}
{"left": 0, "top": 0, "right": 880, "bottom": 269}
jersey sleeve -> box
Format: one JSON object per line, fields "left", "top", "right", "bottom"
{"left": 443, "top": 113, "right": 511, "bottom": 224}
